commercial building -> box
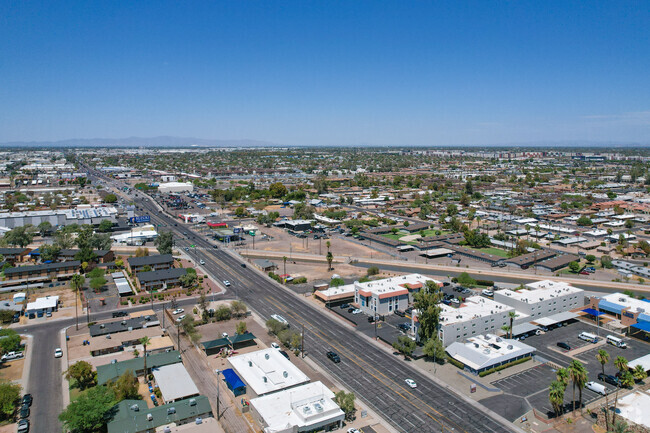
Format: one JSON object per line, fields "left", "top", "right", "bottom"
{"left": 158, "top": 182, "right": 194, "bottom": 194}
{"left": 535, "top": 254, "right": 580, "bottom": 272}
{"left": 228, "top": 348, "right": 310, "bottom": 397}
{"left": 25, "top": 295, "right": 59, "bottom": 316}
{"left": 585, "top": 292, "right": 650, "bottom": 329}
{"left": 250, "top": 381, "right": 345, "bottom": 433}
{"left": 436, "top": 296, "right": 517, "bottom": 346}
{"left": 111, "top": 224, "right": 159, "bottom": 245}
{"left": 493, "top": 280, "right": 584, "bottom": 320}
{"left": 0, "top": 206, "right": 118, "bottom": 229}
{"left": 446, "top": 334, "right": 536, "bottom": 374}
{"left": 354, "top": 274, "right": 439, "bottom": 316}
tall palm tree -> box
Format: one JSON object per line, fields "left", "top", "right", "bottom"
{"left": 282, "top": 256, "right": 287, "bottom": 279}
{"left": 71, "top": 273, "right": 85, "bottom": 331}
{"left": 632, "top": 364, "right": 647, "bottom": 383}
{"left": 326, "top": 251, "right": 333, "bottom": 271}
{"left": 507, "top": 311, "right": 517, "bottom": 339}
{"left": 568, "top": 360, "right": 588, "bottom": 414}
{"left": 614, "top": 356, "right": 628, "bottom": 374}
{"left": 139, "top": 336, "right": 151, "bottom": 382}
{"left": 549, "top": 380, "right": 565, "bottom": 418}
{"left": 596, "top": 349, "right": 610, "bottom": 378}
{"left": 556, "top": 367, "right": 569, "bottom": 389}
{"left": 612, "top": 356, "right": 629, "bottom": 427}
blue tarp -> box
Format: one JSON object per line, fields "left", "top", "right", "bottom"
{"left": 598, "top": 299, "right": 625, "bottom": 315}
{"left": 631, "top": 322, "right": 650, "bottom": 332}
{"left": 222, "top": 368, "right": 246, "bottom": 396}
{"left": 582, "top": 308, "right": 604, "bottom": 317}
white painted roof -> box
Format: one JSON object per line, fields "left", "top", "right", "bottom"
{"left": 152, "top": 363, "right": 199, "bottom": 403}
{"left": 229, "top": 348, "right": 310, "bottom": 396}
{"left": 439, "top": 296, "right": 516, "bottom": 326}
{"left": 446, "top": 334, "right": 536, "bottom": 371}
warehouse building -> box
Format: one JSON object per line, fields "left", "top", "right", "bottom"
{"left": 0, "top": 206, "right": 117, "bottom": 229}
{"left": 157, "top": 181, "right": 194, "bottom": 194}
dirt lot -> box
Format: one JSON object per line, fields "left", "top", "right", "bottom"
{"left": 0, "top": 358, "right": 24, "bottom": 382}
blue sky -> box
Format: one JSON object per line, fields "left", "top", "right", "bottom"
{"left": 1, "top": 1, "right": 649, "bottom": 146}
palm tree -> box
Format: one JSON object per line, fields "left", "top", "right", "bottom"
{"left": 568, "top": 359, "right": 588, "bottom": 414}
{"left": 282, "top": 256, "right": 287, "bottom": 279}
{"left": 501, "top": 325, "right": 511, "bottom": 337}
{"left": 614, "top": 356, "right": 628, "bottom": 374}
{"left": 596, "top": 349, "right": 610, "bottom": 378}
{"left": 71, "top": 273, "right": 85, "bottom": 331}
{"left": 612, "top": 356, "right": 629, "bottom": 426}
{"left": 632, "top": 364, "right": 647, "bottom": 383}
{"left": 507, "top": 311, "right": 517, "bottom": 339}
{"left": 326, "top": 240, "right": 331, "bottom": 253}
{"left": 611, "top": 420, "right": 632, "bottom": 433}
{"left": 139, "top": 336, "right": 151, "bottom": 382}
{"left": 326, "top": 251, "right": 333, "bottom": 271}
{"left": 549, "top": 380, "right": 565, "bottom": 418}
{"left": 556, "top": 367, "right": 569, "bottom": 389}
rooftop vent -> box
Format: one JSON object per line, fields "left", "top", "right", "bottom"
{"left": 283, "top": 371, "right": 288, "bottom": 378}
{"left": 248, "top": 360, "right": 252, "bottom": 367}
{"left": 167, "top": 407, "right": 176, "bottom": 415}
{"left": 263, "top": 376, "right": 267, "bottom": 383}
{"left": 147, "top": 414, "right": 153, "bottom": 421}
{"left": 130, "top": 404, "right": 140, "bottom": 412}
{"left": 189, "top": 398, "right": 196, "bottom": 406}
{"left": 264, "top": 353, "right": 270, "bottom": 360}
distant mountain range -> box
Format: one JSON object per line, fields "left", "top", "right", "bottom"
{"left": 0, "top": 136, "right": 648, "bottom": 149}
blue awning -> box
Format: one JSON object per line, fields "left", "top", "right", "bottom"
{"left": 631, "top": 322, "right": 650, "bottom": 332}
{"left": 222, "top": 368, "right": 246, "bottom": 391}
{"left": 29, "top": 249, "right": 40, "bottom": 256}
{"left": 582, "top": 308, "right": 604, "bottom": 317}
{"left": 598, "top": 299, "right": 625, "bottom": 315}
{"left": 638, "top": 313, "right": 650, "bottom": 324}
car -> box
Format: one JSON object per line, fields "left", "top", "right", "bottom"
{"left": 405, "top": 378, "right": 417, "bottom": 388}
{"left": 17, "top": 419, "right": 29, "bottom": 433}
{"left": 278, "top": 350, "right": 290, "bottom": 360}
{"left": 213, "top": 245, "right": 219, "bottom": 249}
{"left": 19, "top": 405, "right": 29, "bottom": 419}
{"left": 367, "top": 315, "right": 376, "bottom": 323}
{"left": 271, "top": 342, "right": 280, "bottom": 350}
{"left": 450, "top": 298, "right": 460, "bottom": 306}
{"left": 184, "top": 247, "right": 189, "bottom": 251}
{"left": 347, "top": 429, "right": 361, "bottom": 433}
{"left": 557, "top": 342, "right": 571, "bottom": 351}
{"left": 615, "top": 371, "right": 639, "bottom": 386}
{"left": 598, "top": 373, "right": 620, "bottom": 386}
{"left": 176, "top": 314, "right": 186, "bottom": 323}
{"left": 270, "top": 314, "right": 289, "bottom": 327}
{"left": 327, "top": 351, "right": 341, "bottom": 363}
{"left": 240, "top": 263, "right": 246, "bottom": 267}
{"left": 404, "top": 307, "right": 414, "bottom": 314}
{"left": 348, "top": 307, "right": 355, "bottom": 313}
{"left": 394, "top": 309, "right": 406, "bottom": 317}
{"left": 21, "top": 394, "right": 32, "bottom": 407}
{"left": 339, "top": 303, "right": 350, "bottom": 309}
{"left": 461, "top": 288, "right": 472, "bottom": 294}
{"left": 482, "top": 289, "right": 494, "bottom": 297}
{"left": 1, "top": 351, "right": 24, "bottom": 361}
{"left": 398, "top": 323, "right": 411, "bottom": 331}
{"left": 223, "top": 280, "right": 231, "bottom": 287}
{"left": 112, "top": 311, "right": 128, "bottom": 318}
{"left": 199, "top": 259, "right": 205, "bottom": 265}
{"left": 579, "top": 271, "right": 590, "bottom": 275}
{"left": 54, "top": 348, "right": 63, "bottom": 358}
{"left": 172, "top": 308, "right": 185, "bottom": 315}
{"left": 352, "top": 308, "right": 362, "bottom": 314}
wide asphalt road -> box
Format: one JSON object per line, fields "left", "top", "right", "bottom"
{"left": 136, "top": 195, "right": 520, "bottom": 433}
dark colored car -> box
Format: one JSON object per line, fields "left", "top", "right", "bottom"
{"left": 19, "top": 405, "right": 29, "bottom": 419}
{"left": 598, "top": 373, "right": 619, "bottom": 386}
{"left": 339, "top": 303, "right": 350, "bottom": 309}
{"left": 404, "top": 307, "right": 414, "bottom": 315}
{"left": 348, "top": 307, "right": 355, "bottom": 313}
{"left": 327, "top": 351, "right": 341, "bottom": 363}
{"left": 240, "top": 263, "right": 246, "bottom": 267}
{"left": 557, "top": 342, "right": 571, "bottom": 351}
{"left": 21, "top": 394, "right": 32, "bottom": 407}
{"left": 394, "top": 310, "right": 406, "bottom": 317}
{"left": 112, "top": 311, "right": 128, "bottom": 318}
{"left": 279, "top": 350, "right": 290, "bottom": 360}
{"left": 367, "top": 315, "right": 376, "bottom": 323}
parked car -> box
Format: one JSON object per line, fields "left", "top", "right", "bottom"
{"left": 240, "top": 263, "right": 246, "bottom": 267}
{"left": 585, "top": 381, "right": 607, "bottom": 395}
{"left": 405, "top": 378, "right": 417, "bottom": 388}
{"left": 1, "top": 351, "right": 24, "bottom": 362}
{"left": 223, "top": 280, "right": 231, "bottom": 287}
{"left": 21, "top": 394, "right": 32, "bottom": 407}
{"left": 348, "top": 307, "right": 355, "bottom": 313}
{"left": 598, "top": 373, "right": 619, "bottom": 386}
{"left": 327, "top": 351, "right": 341, "bottom": 363}
{"left": 17, "top": 419, "right": 29, "bottom": 433}
{"left": 450, "top": 298, "right": 460, "bottom": 306}
{"left": 482, "top": 289, "right": 494, "bottom": 297}
{"left": 172, "top": 308, "right": 185, "bottom": 315}
{"left": 557, "top": 342, "right": 571, "bottom": 351}
{"left": 347, "top": 428, "right": 361, "bottom": 433}
{"left": 404, "top": 307, "right": 414, "bottom": 314}
{"left": 339, "top": 303, "right": 350, "bottom": 309}
{"left": 279, "top": 350, "right": 290, "bottom": 360}
{"left": 579, "top": 271, "right": 590, "bottom": 275}
{"left": 352, "top": 309, "right": 362, "bottom": 314}
{"left": 54, "top": 348, "right": 63, "bottom": 358}
{"left": 176, "top": 314, "right": 186, "bottom": 323}
{"left": 271, "top": 342, "right": 280, "bottom": 350}
{"left": 398, "top": 323, "right": 411, "bottom": 331}
{"left": 394, "top": 309, "right": 406, "bottom": 317}
{"left": 19, "top": 405, "right": 29, "bottom": 419}
{"left": 199, "top": 259, "right": 205, "bottom": 265}
{"left": 112, "top": 311, "right": 128, "bottom": 318}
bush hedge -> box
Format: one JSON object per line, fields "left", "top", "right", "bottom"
{"left": 478, "top": 356, "right": 531, "bottom": 377}
{"left": 447, "top": 356, "right": 465, "bottom": 370}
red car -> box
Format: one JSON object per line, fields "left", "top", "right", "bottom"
{"left": 579, "top": 271, "right": 590, "bottom": 275}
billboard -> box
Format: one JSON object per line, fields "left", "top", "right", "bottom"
{"left": 129, "top": 215, "right": 151, "bottom": 224}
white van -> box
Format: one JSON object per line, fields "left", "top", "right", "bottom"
{"left": 579, "top": 332, "right": 598, "bottom": 343}
{"left": 481, "top": 289, "right": 494, "bottom": 297}
{"left": 606, "top": 335, "right": 626, "bottom": 348}
{"left": 585, "top": 381, "right": 607, "bottom": 395}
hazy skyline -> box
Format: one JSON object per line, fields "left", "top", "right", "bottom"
{"left": 1, "top": 1, "right": 649, "bottom": 146}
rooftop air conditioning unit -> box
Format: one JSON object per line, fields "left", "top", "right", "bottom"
{"left": 130, "top": 404, "right": 139, "bottom": 411}
{"left": 263, "top": 376, "right": 267, "bottom": 383}
{"left": 507, "top": 345, "right": 513, "bottom": 350}
{"left": 248, "top": 360, "right": 252, "bottom": 367}
{"left": 167, "top": 407, "right": 176, "bottom": 415}
{"left": 147, "top": 414, "right": 153, "bottom": 421}
{"left": 283, "top": 371, "right": 288, "bottom": 378}
{"left": 164, "top": 428, "right": 171, "bottom": 433}
{"left": 264, "top": 353, "right": 270, "bottom": 360}
{"left": 189, "top": 398, "right": 196, "bottom": 406}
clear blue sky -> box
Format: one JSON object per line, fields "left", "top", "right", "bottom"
{"left": 1, "top": 1, "right": 649, "bottom": 146}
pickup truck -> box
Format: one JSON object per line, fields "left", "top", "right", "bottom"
{"left": 1, "top": 351, "right": 24, "bottom": 362}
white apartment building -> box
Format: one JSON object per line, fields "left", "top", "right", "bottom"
{"left": 436, "top": 296, "right": 518, "bottom": 346}
{"left": 354, "top": 274, "right": 440, "bottom": 316}
{"left": 493, "top": 280, "right": 583, "bottom": 319}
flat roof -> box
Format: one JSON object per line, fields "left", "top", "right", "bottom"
{"left": 497, "top": 280, "right": 582, "bottom": 304}
{"left": 600, "top": 292, "right": 650, "bottom": 314}
{"left": 127, "top": 254, "right": 174, "bottom": 267}
{"left": 115, "top": 278, "right": 132, "bottom": 295}
{"left": 356, "top": 274, "right": 439, "bottom": 299}
{"left": 137, "top": 268, "right": 187, "bottom": 283}
{"left": 629, "top": 353, "right": 650, "bottom": 372}
{"left": 440, "top": 296, "right": 516, "bottom": 326}
{"left": 613, "top": 390, "right": 650, "bottom": 429}
{"left": 97, "top": 351, "right": 181, "bottom": 385}
{"left": 446, "top": 334, "right": 536, "bottom": 371}
{"left": 26, "top": 295, "right": 59, "bottom": 310}
{"left": 153, "top": 363, "right": 200, "bottom": 402}
{"left": 229, "top": 348, "right": 310, "bottom": 395}
{"left": 249, "top": 381, "right": 344, "bottom": 432}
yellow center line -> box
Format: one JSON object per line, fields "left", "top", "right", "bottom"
{"left": 263, "top": 295, "right": 464, "bottom": 433}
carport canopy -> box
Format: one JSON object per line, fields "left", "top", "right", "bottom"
{"left": 631, "top": 322, "right": 650, "bottom": 333}
{"left": 581, "top": 308, "right": 604, "bottom": 317}
{"left": 511, "top": 323, "right": 540, "bottom": 337}
{"left": 533, "top": 311, "right": 578, "bottom": 327}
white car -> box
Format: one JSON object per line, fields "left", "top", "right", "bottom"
{"left": 352, "top": 308, "right": 362, "bottom": 314}
{"left": 405, "top": 378, "right": 417, "bottom": 388}
{"left": 199, "top": 260, "right": 205, "bottom": 265}
{"left": 176, "top": 314, "right": 186, "bottom": 323}
{"left": 347, "top": 429, "right": 361, "bottom": 433}
{"left": 271, "top": 342, "right": 280, "bottom": 350}
{"left": 172, "top": 308, "right": 184, "bottom": 315}
{"left": 223, "top": 280, "right": 231, "bottom": 287}
{"left": 54, "top": 348, "right": 63, "bottom": 358}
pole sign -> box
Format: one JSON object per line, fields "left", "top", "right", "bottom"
{"left": 129, "top": 215, "right": 151, "bottom": 223}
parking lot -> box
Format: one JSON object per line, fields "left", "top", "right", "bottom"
{"left": 481, "top": 319, "right": 650, "bottom": 420}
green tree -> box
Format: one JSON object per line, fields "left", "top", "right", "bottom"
{"left": 367, "top": 266, "right": 380, "bottom": 276}
{"left": 54, "top": 230, "right": 76, "bottom": 249}
{"left": 549, "top": 380, "right": 565, "bottom": 418}
{"left": 266, "top": 318, "right": 288, "bottom": 335}
{"left": 214, "top": 305, "right": 231, "bottom": 321}
{"left": 568, "top": 359, "right": 588, "bottom": 414}
{"left": 110, "top": 370, "right": 140, "bottom": 401}
{"left": 632, "top": 364, "right": 647, "bottom": 383}
{"left": 326, "top": 251, "right": 333, "bottom": 271}
{"left": 422, "top": 337, "right": 445, "bottom": 363}
{"left": 507, "top": 311, "right": 518, "bottom": 339}
{"left": 230, "top": 300, "right": 247, "bottom": 318}
{"left": 97, "top": 219, "right": 113, "bottom": 232}
{"left": 139, "top": 337, "right": 150, "bottom": 382}
{"left": 3, "top": 226, "right": 34, "bottom": 247}
{"left": 334, "top": 390, "right": 356, "bottom": 421}
{"left": 234, "top": 206, "right": 246, "bottom": 218}
{"left": 103, "top": 193, "right": 118, "bottom": 203}
{"left": 0, "top": 381, "right": 21, "bottom": 420}
{"left": 180, "top": 272, "right": 197, "bottom": 288}
{"left": 392, "top": 335, "right": 416, "bottom": 358}
{"left": 568, "top": 261, "right": 580, "bottom": 273}
{"left": 601, "top": 255, "right": 613, "bottom": 269}
{"left": 37, "top": 221, "right": 52, "bottom": 237}
{"left": 236, "top": 321, "right": 248, "bottom": 334}
{"left": 0, "top": 311, "right": 15, "bottom": 324}
{"left": 576, "top": 216, "right": 593, "bottom": 226}
{"left": 596, "top": 349, "right": 610, "bottom": 378}
{"left": 40, "top": 244, "right": 61, "bottom": 262}
{"left": 456, "top": 272, "right": 476, "bottom": 287}
{"left": 59, "top": 385, "right": 116, "bottom": 433}
{"left": 154, "top": 231, "right": 174, "bottom": 255}
{"left": 268, "top": 182, "right": 288, "bottom": 198}
{"left": 89, "top": 276, "right": 107, "bottom": 292}
{"left": 414, "top": 280, "right": 443, "bottom": 341}
{"left": 0, "top": 329, "right": 22, "bottom": 354}
{"left": 585, "top": 254, "right": 596, "bottom": 264}
{"left": 65, "top": 361, "right": 96, "bottom": 390}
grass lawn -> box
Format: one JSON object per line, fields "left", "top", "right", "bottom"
{"left": 381, "top": 233, "right": 402, "bottom": 241}
{"left": 472, "top": 247, "right": 509, "bottom": 258}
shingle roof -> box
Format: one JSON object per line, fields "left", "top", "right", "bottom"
{"left": 137, "top": 268, "right": 187, "bottom": 283}
{"left": 4, "top": 261, "right": 80, "bottom": 275}
{"left": 127, "top": 254, "right": 174, "bottom": 267}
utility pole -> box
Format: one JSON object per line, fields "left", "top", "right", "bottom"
{"left": 301, "top": 323, "right": 305, "bottom": 358}
{"left": 75, "top": 285, "right": 79, "bottom": 331}
{"left": 86, "top": 300, "right": 90, "bottom": 323}
{"left": 215, "top": 369, "right": 221, "bottom": 420}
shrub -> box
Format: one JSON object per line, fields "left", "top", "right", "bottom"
{"left": 447, "top": 356, "right": 465, "bottom": 370}
{"left": 475, "top": 279, "right": 494, "bottom": 287}
{"left": 478, "top": 356, "right": 531, "bottom": 377}
{"left": 291, "top": 277, "right": 307, "bottom": 284}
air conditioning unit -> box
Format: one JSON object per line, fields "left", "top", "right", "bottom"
{"left": 167, "top": 407, "right": 176, "bottom": 415}
{"left": 189, "top": 398, "right": 196, "bottom": 406}
{"left": 147, "top": 414, "right": 153, "bottom": 421}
